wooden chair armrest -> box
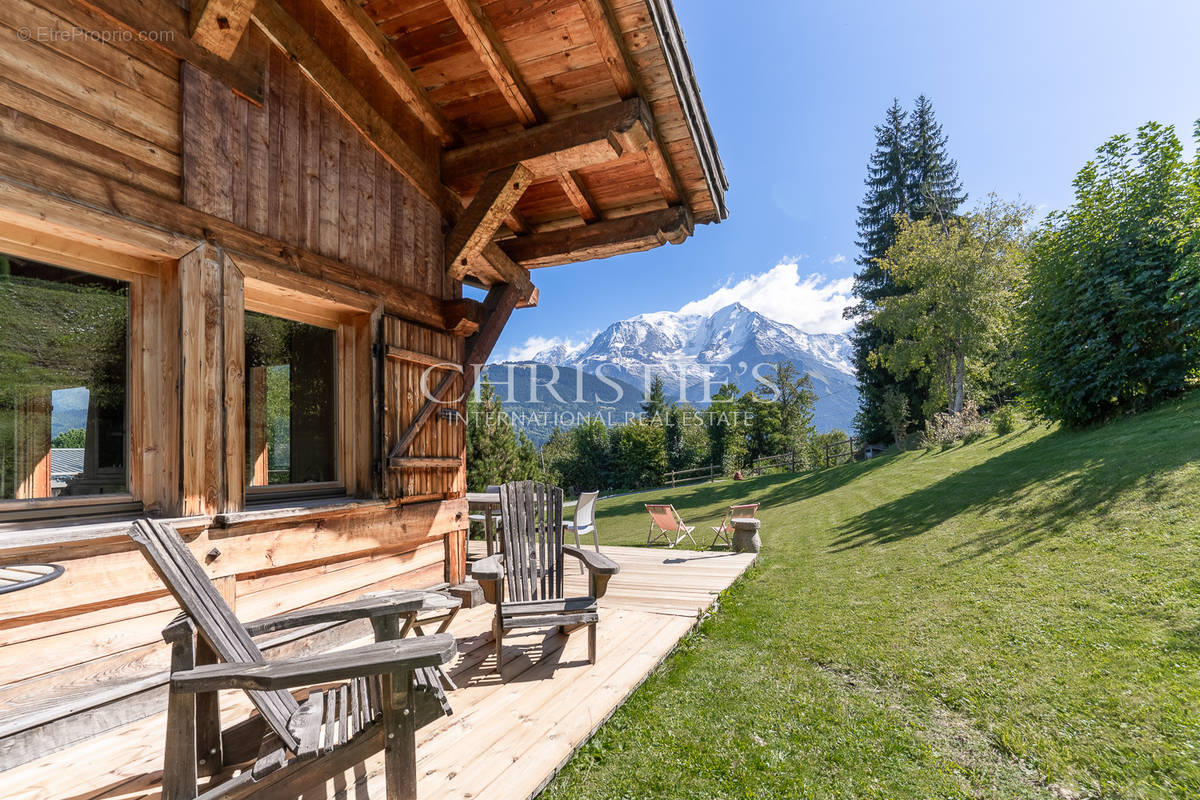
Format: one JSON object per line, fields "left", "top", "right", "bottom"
{"left": 562, "top": 545, "right": 620, "bottom": 575}
{"left": 472, "top": 554, "right": 505, "bottom": 582}
{"left": 243, "top": 592, "right": 430, "bottom": 637}
{"left": 473, "top": 555, "right": 505, "bottom": 604}
{"left": 170, "top": 635, "right": 456, "bottom": 693}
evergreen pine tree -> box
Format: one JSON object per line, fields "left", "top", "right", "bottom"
{"left": 640, "top": 375, "right": 670, "bottom": 421}
{"left": 846, "top": 96, "right": 966, "bottom": 442}
{"left": 906, "top": 95, "right": 967, "bottom": 225}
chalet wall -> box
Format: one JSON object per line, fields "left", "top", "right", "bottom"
{"left": 0, "top": 0, "right": 181, "bottom": 200}
{"left": 0, "top": 498, "right": 467, "bottom": 767}
{"left": 182, "top": 34, "right": 450, "bottom": 301}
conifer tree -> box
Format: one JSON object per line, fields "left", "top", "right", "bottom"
{"left": 846, "top": 96, "right": 966, "bottom": 442}
{"left": 906, "top": 95, "right": 967, "bottom": 224}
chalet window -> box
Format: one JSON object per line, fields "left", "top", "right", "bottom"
{"left": 244, "top": 311, "right": 338, "bottom": 489}
{"left": 0, "top": 255, "right": 129, "bottom": 501}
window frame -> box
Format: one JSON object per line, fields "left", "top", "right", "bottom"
{"left": 240, "top": 274, "right": 374, "bottom": 506}
{"left": 0, "top": 224, "right": 162, "bottom": 522}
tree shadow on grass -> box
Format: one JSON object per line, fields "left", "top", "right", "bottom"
{"left": 829, "top": 400, "right": 1200, "bottom": 560}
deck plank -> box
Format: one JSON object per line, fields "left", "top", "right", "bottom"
{"left": 1, "top": 546, "right": 756, "bottom": 800}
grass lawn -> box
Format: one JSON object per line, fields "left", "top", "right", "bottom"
{"left": 543, "top": 394, "right": 1200, "bottom": 799}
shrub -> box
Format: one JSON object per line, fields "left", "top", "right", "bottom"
{"left": 991, "top": 405, "right": 1019, "bottom": 436}
{"left": 920, "top": 400, "right": 990, "bottom": 449}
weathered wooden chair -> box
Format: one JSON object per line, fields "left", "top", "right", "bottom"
{"left": 709, "top": 503, "right": 760, "bottom": 549}
{"left": 472, "top": 481, "right": 620, "bottom": 674}
{"left": 128, "top": 519, "right": 456, "bottom": 800}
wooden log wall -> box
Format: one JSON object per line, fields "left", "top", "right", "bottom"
{"left": 181, "top": 33, "right": 451, "bottom": 302}
{"left": 0, "top": 498, "right": 466, "bottom": 768}
{"left": 383, "top": 317, "right": 468, "bottom": 502}
{"left": 0, "top": 0, "right": 182, "bottom": 200}
{"left": 0, "top": 0, "right": 474, "bottom": 772}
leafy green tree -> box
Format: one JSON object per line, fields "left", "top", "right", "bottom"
{"left": 608, "top": 421, "right": 666, "bottom": 489}
{"left": 705, "top": 382, "right": 743, "bottom": 469}
{"left": 562, "top": 417, "right": 611, "bottom": 490}
{"left": 674, "top": 404, "right": 711, "bottom": 471}
{"left": 51, "top": 428, "right": 86, "bottom": 448}
{"left": 880, "top": 387, "right": 910, "bottom": 449}
{"left": 1022, "top": 121, "right": 1200, "bottom": 425}
{"left": 847, "top": 97, "right": 967, "bottom": 441}
{"left": 739, "top": 391, "right": 784, "bottom": 463}
{"left": 873, "top": 197, "right": 1031, "bottom": 415}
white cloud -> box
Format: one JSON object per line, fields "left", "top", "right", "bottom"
{"left": 829, "top": 253, "right": 847, "bottom": 264}
{"left": 502, "top": 334, "right": 588, "bottom": 362}
{"left": 678, "top": 261, "right": 858, "bottom": 335}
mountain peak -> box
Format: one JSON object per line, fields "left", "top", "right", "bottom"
{"left": 520, "top": 302, "right": 857, "bottom": 431}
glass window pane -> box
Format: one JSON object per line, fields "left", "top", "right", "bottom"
{"left": 244, "top": 311, "right": 337, "bottom": 487}
{"left": 0, "top": 254, "right": 129, "bottom": 500}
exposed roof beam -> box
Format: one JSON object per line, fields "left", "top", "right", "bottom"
{"left": 314, "top": 0, "right": 458, "bottom": 146}
{"left": 190, "top": 0, "right": 257, "bottom": 60}
{"left": 576, "top": 0, "right": 685, "bottom": 206}
{"left": 445, "top": 163, "right": 533, "bottom": 279}
{"left": 557, "top": 172, "right": 599, "bottom": 223}
{"left": 499, "top": 206, "right": 693, "bottom": 269}
{"left": 442, "top": 0, "right": 541, "bottom": 126}
{"left": 481, "top": 242, "right": 535, "bottom": 302}
{"left": 577, "top": 0, "right": 638, "bottom": 99}
{"left": 442, "top": 98, "right": 653, "bottom": 188}
{"left": 252, "top": 0, "right": 458, "bottom": 218}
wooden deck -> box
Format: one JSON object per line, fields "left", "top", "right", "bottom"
{"left": 2, "top": 545, "right": 756, "bottom": 800}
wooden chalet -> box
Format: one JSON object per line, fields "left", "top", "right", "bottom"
{"left": 0, "top": 0, "right": 726, "bottom": 792}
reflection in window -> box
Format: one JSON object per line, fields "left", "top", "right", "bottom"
{"left": 0, "top": 255, "right": 129, "bottom": 500}
{"left": 244, "top": 311, "right": 337, "bottom": 487}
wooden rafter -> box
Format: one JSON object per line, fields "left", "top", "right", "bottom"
{"left": 500, "top": 206, "right": 693, "bottom": 269}
{"left": 557, "top": 172, "right": 599, "bottom": 222}
{"left": 577, "top": 0, "right": 638, "bottom": 99}
{"left": 576, "top": 0, "right": 684, "bottom": 205}
{"left": 190, "top": 0, "right": 257, "bottom": 60}
{"left": 441, "top": 99, "right": 654, "bottom": 188}
{"left": 252, "top": 0, "right": 457, "bottom": 217}
{"left": 314, "top": 0, "right": 458, "bottom": 146}
{"left": 445, "top": 163, "right": 534, "bottom": 279}
{"left": 389, "top": 284, "right": 520, "bottom": 464}
{"left": 442, "top": 0, "right": 541, "bottom": 126}
{"left": 480, "top": 242, "right": 535, "bottom": 302}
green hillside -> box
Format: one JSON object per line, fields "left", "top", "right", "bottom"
{"left": 547, "top": 393, "right": 1200, "bottom": 799}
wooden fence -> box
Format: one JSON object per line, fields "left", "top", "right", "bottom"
{"left": 664, "top": 463, "right": 721, "bottom": 488}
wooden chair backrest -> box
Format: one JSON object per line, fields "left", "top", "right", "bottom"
{"left": 729, "top": 503, "right": 759, "bottom": 518}
{"left": 129, "top": 519, "right": 300, "bottom": 751}
{"left": 498, "top": 481, "right": 564, "bottom": 603}
{"left": 646, "top": 504, "right": 685, "bottom": 532}
{"left": 574, "top": 491, "right": 599, "bottom": 528}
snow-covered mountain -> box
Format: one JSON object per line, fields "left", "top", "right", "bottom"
{"left": 526, "top": 303, "right": 858, "bottom": 433}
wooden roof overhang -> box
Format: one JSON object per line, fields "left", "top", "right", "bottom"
{"left": 186, "top": 0, "right": 726, "bottom": 301}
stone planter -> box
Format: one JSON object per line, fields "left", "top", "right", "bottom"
{"left": 730, "top": 517, "right": 761, "bottom": 554}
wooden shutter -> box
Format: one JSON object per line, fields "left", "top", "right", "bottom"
{"left": 380, "top": 315, "right": 466, "bottom": 502}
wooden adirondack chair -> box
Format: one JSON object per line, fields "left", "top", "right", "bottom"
{"left": 472, "top": 481, "right": 620, "bottom": 674}
{"left": 128, "top": 519, "right": 456, "bottom": 800}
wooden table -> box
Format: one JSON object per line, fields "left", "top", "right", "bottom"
{"left": 466, "top": 492, "right": 502, "bottom": 556}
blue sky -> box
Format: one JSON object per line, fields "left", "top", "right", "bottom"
{"left": 496, "top": 0, "right": 1200, "bottom": 361}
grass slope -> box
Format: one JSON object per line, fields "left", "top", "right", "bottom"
{"left": 545, "top": 394, "right": 1200, "bottom": 799}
